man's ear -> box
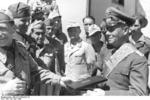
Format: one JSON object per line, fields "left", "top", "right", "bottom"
{"left": 123, "top": 26, "right": 129, "bottom": 35}
{"left": 10, "top": 23, "right": 16, "bottom": 34}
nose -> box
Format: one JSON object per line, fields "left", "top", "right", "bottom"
{"left": 106, "top": 31, "right": 111, "bottom": 36}
{"left": 105, "top": 31, "right": 114, "bottom": 39}
{"left": 0, "top": 32, "right": 5, "bottom": 38}
{"left": 38, "top": 34, "right": 42, "bottom": 38}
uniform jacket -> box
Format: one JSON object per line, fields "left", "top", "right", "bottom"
{"left": 129, "top": 35, "right": 150, "bottom": 58}
{"left": 0, "top": 40, "right": 61, "bottom": 95}
{"left": 28, "top": 41, "right": 62, "bottom": 95}
{"left": 100, "top": 43, "right": 148, "bottom": 96}
{"left": 64, "top": 40, "right": 95, "bottom": 81}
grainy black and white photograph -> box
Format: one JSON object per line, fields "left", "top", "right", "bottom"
{"left": 0, "top": 0, "right": 150, "bottom": 98}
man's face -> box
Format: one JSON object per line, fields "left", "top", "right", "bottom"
{"left": 83, "top": 18, "right": 94, "bottom": 33}
{"left": 105, "top": 24, "right": 125, "bottom": 46}
{"left": 130, "top": 19, "right": 141, "bottom": 32}
{"left": 0, "top": 22, "right": 14, "bottom": 47}
{"left": 68, "top": 27, "right": 81, "bottom": 40}
{"left": 45, "top": 25, "right": 52, "bottom": 37}
{"left": 14, "top": 17, "right": 30, "bottom": 34}
{"left": 31, "top": 30, "right": 45, "bottom": 45}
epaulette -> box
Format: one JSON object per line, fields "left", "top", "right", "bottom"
{"left": 128, "top": 43, "right": 144, "bottom": 57}
{"left": 16, "top": 41, "right": 27, "bottom": 49}
{"left": 135, "top": 50, "right": 144, "bottom": 57}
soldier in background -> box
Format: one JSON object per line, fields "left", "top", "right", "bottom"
{"left": 83, "top": 16, "right": 105, "bottom": 44}
{"left": 64, "top": 22, "right": 95, "bottom": 82}
{"left": 87, "top": 24, "right": 103, "bottom": 76}
{"left": 129, "top": 15, "right": 149, "bottom": 58}
{"left": 8, "top": 2, "right": 32, "bottom": 47}
{"left": 45, "top": 18, "right": 66, "bottom": 75}
{"left": 0, "top": 12, "right": 71, "bottom": 96}
{"left": 129, "top": 16, "right": 150, "bottom": 93}
{"left": 28, "top": 20, "right": 62, "bottom": 95}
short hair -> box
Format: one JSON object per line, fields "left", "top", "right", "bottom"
{"left": 82, "top": 16, "right": 96, "bottom": 24}
{"left": 133, "top": 14, "right": 148, "bottom": 28}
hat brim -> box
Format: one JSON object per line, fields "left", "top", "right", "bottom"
{"left": 88, "top": 31, "right": 101, "bottom": 37}
{"left": 34, "top": 29, "right": 45, "bottom": 33}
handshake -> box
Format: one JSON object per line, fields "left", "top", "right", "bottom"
{"left": 60, "top": 77, "right": 73, "bottom": 88}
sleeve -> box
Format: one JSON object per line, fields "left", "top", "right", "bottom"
{"left": 105, "top": 56, "right": 149, "bottom": 96}
{"left": 85, "top": 43, "right": 96, "bottom": 64}
{"left": 148, "top": 65, "right": 150, "bottom": 92}
{"left": 28, "top": 54, "right": 62, "bottom": 82}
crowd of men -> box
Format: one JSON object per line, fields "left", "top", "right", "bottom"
{"left": 0, "top": 0, "right": 150, "bottom": 96}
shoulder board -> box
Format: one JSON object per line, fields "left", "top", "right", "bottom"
{"left": 135, "top": 50, "right": 144, "bottom": 57}
{"left": 127, "top": 43, "right": 144, "bottom": 57}
{"left": 16, "top": 41, "right": 27, "bottom": 49}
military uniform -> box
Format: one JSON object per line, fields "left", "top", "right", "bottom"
{"left": 26, "top": 20, "right": 62, "bottom": 95}
{"left": 97, "top": 7, "right": 149, "bottom": 96}
{"left": 8, "top": 2, "right": 32, "bottom": 49}
{"left": 30, "top": 43, "right": 62, "bottom": 95}
{"left": 99, "top": 43, "right": 148, "bottom": 95}
{"left": 64, "top": 40, "right": 95, "bottom": 82}
{"left": 0, "top": 40, "right": 61, "bottom": 95}
{"left": 129, "top": 33, "right": 150, "bottom": 59}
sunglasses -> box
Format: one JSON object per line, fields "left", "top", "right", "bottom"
{"left": 84, "top": 23, "right": 92, "bottom": 26}
{"left": 106, "top": 23, "right": 125, "bottom": 32}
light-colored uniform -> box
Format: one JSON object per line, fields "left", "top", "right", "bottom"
{"left": 64, "top": 40, "right": 95, "bottom": 82}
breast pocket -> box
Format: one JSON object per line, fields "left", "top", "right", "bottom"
{"left": 114, "top": 66, "right": 130, "bottom": 80}
{"left": 74, "top": 53, "right": 85, "bottom": 64}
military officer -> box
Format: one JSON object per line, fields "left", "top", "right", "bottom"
{"left": 0, "top": 12, "right": 70, "bottom": 96}
{"left": 83, "top": 7, "right": 148, "bottom": 96}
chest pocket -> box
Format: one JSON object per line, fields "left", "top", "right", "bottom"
{"left": 112, "top": 61, "right": 130, "bottom": 79}
{"left": 72, "top": 49, "right": 86, "bottom": 64}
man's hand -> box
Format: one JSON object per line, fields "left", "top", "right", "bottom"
{"left": 1, "top": 78, "right": 27, "bottom": 96}
{"left": 82, "top": 88, "right": 105, "bottom": 96}
{"left": 60, "top": 77, "right": 72, "bottom": 88}
{"left": 26, "top": 20, "right": 42, "bottom": 36}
